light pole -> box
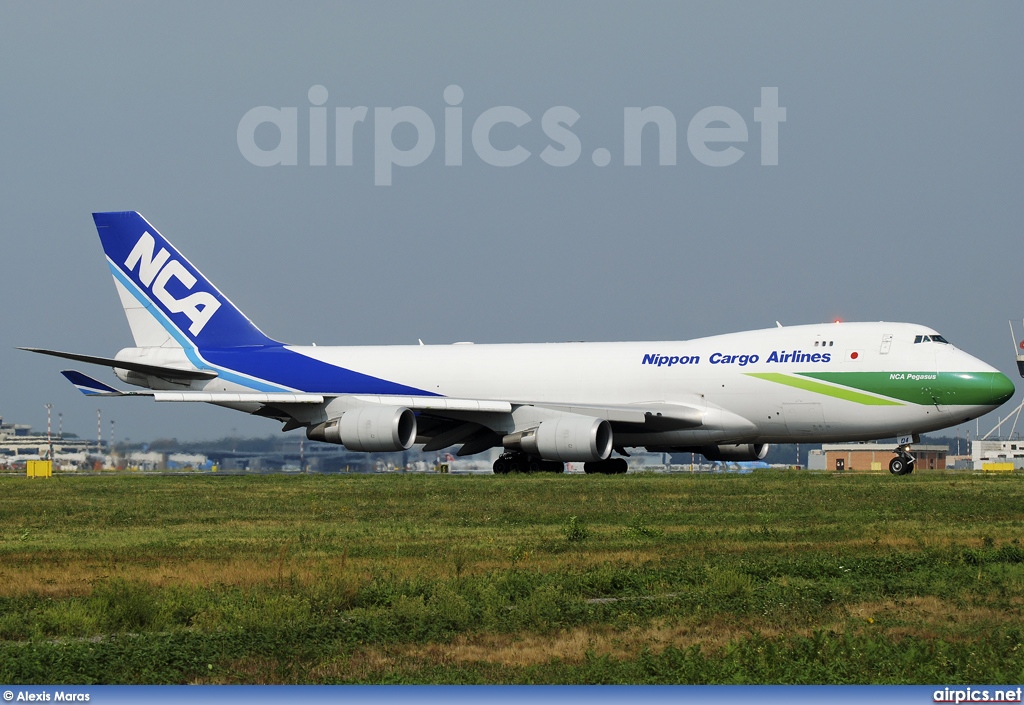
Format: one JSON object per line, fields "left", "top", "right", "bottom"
{"left": 44, "top": 403, "right": 53, "bottom": 462}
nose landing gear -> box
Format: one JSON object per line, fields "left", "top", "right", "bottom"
{"left": 889, "top": 444, "right": 916, "bottom": 475}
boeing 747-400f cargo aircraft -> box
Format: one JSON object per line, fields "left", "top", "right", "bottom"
{"left": 23, "top": 212, "right": 1016, "bottom": 475}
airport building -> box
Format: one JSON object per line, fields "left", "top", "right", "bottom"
{"left": 971, "top": 440, "right": 1024, "bottom": 471}
{"left": 0, "top": 415, "right": 98, "bottom": 466}
{"left": 807, "top": 443, "right": 948, "bottom": 472}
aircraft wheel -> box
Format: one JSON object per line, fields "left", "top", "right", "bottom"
{"left": 528, "top": 458, "right": 543, "bottom": 473}
{"left": 889, "top": 457, "right": 905, "bottom": 475}
{"left": 542, "top": 460, "right": 565, "bottom": 473}
{"left": 584, "top": 458, "right": 627, "bottom": 474}
{"left": 493, "top": 458, "right": 509, "bottom": 474}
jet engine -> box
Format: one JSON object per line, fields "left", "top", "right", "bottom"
{"left": 699, "top": 443, "right": 770, "bottom": 461}
{"left": 307, "top": 406, "right": 417, "bottom": 452}
{"left": 504, "top": 416, "right": 613, "bottom": 462}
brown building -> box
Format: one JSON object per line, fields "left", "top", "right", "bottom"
{"left": 807, "top": 443, "right": 947, "bottom": 472}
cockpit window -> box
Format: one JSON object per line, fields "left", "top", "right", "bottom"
{"left": 931, "top": 334, "right": 949, "bottom": 344}
{"left": 914, "top": 334, "right": 951, "bottom": 344}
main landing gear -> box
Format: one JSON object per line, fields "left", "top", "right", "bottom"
{"left": 492, "top": 451, "right": 564, "bottom": 474}
{"left": 492, "top": 452, "right": 629, "bottom": 475}
{"left": 889, "top": 444, "right": 916, "bottom": 476}
{"left": 583, "top": 458, "right": 628, "bottom": 475}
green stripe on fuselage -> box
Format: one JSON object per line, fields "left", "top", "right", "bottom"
{"left": 746, "top": 373, "right": 902, "bottom": 405}
{"left": 798, "top": 371, "right": 1011, "bottom": 406}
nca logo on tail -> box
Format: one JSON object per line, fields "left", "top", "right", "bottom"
{"left": 124, "top": 232, "right": 221, "bottom": 335}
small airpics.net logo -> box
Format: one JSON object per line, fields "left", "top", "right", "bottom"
{"left": 237, "top": 85, "right": 786, "bottom": 185}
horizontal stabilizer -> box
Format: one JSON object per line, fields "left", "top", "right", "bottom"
{"left": 59, "top": 370, "right": 322, "bottom": 404}
{"left": 20, "top": 347, "right": 217, "bottom": 380}
{"left": 61, "top": 370, "right": 125, "bottom": 396}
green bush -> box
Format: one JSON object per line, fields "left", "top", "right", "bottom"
{"left": 93, "top": 579, "right": 159, "bottom": 632}
{"left": 35, "top": 599, "right": 100, "bottom": 637}
{"left": 565, "top": 516, "right": 589, "bottom": 542}
{"left": 624, "top": 515, "right": 663, "bottom": 539}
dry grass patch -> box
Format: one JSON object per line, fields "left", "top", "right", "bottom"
{"left": 0, "top": 557, "right": 374, "bottom": 597}
{"left": 843, "top": 596, "right": 1022, "bottom": 639}
{"left": 307, "top": 650, "right": 399, "bottom": 682}
{"left": 326, "top": 595, "right": 1024, "bottom": 677}
{"left": 352, "top": 617, "right": 786, "bottom": 670}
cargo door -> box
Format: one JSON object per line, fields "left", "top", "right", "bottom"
{"left": 783, "top": 402, "right": 827, "bottom": 435}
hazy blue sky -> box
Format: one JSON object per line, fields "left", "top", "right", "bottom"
{"left": 2, "top": 2, "right": 1022, "bottom": 442}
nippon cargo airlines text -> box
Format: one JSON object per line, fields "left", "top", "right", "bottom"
{"left": 642, "top": 350, "right": 832, "bottom": 367}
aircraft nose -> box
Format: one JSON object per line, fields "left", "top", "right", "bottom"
{"left": 940, "top": 368, "right": 1014, "bottom": 409}
{"left": 989, "top": 372, "right": 1016, "bottom": 407}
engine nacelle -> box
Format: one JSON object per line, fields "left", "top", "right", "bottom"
{"left": 506, "top": 416, "right": 613, "bottom": 462}
{"left": 307, "top": 406, "right": 417, "bottom": 452}
{"left": 700, "top": 443, "right": 770, "bottom": 462}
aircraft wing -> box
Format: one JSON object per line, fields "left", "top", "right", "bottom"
{"left": 345, "top": 396, "right": 702, "bottom": 428}
{"left": 346, "top": 395, "right": 512, "bottom": 413}
{"left": 59, "top": 370, "right": 702, "bottom": 424}
{"left": 57, "top": 370, "right": 705, "bottom": 454}
{"left": 529, "top": 403, "right": 701, "bottom": 427}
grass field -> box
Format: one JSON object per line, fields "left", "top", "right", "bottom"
{"left": 1, "top": 470, "right": 1023, "bottom": 684}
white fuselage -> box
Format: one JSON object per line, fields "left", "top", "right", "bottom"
{"left": 170, "top": 321, "right": 1011, "bottom": 448}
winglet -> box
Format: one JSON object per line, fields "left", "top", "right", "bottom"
{"left": 60, "top": 370, "right": 125, "bottom": 396}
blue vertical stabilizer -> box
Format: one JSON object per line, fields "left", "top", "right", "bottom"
{"left": 93, "top": 211, "right": 278, "bottom": 350}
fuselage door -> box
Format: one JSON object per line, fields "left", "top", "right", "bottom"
{"left": 783, "top": 402, "right": 827, "bottom": 435}
{"left": 880, "top": 334, "right": 893, "bottom": 355}
{"left": 931, "top": 344, "right": 955, "bottom": 413}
